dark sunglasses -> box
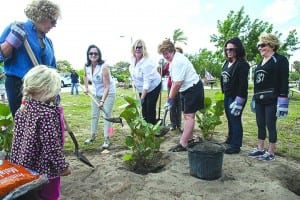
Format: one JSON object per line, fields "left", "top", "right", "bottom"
{"left": 224, "top": 48, "right": 236, "bottom": 52}
{"left": 257, "top": 43, "right": 267, "bottom": 48}
{"left": 135, "top": 46, "right": 143, "bottom": 50}
{"left": 89, "top": 52, "right": 98, "bottom": 56}
{"left": 49, "top": 17, "right": 57, "bottom": 26}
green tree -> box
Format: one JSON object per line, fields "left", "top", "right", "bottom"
{"left": 111, "top": 61, "right": 131, "bottom": 87}
{"left": 210, "top": 7, "right": 299, "bottom": 65}
{"left": 57, "top": 60, "right": 73, "bottom": 72}
{"left": 186, "top": 7, "right": 299, "bottom": 79}
{"left": 187, "top": 48, "right": 220, "bottom": 77}
{"left": 292, "top": 61, "right": 300, "bottom": 72}
{"left": 172, "top": 28, "right": 187, "bottom": 45}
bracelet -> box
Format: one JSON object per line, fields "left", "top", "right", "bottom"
{"left": 100, "top": 100, "right": 104, "bottom": 103}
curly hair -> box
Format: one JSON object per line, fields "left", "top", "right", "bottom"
{"left": 157, "top": 38, "right": 176, "bottom": 54}
{"left": 131, "top": 39, "right": 149, "bottom": 58}
{"left": 258, "top": 33, "right": 280, "bottom": 52}
{"left": 24, "top": 0, "right": 61, "bottom": 22}
{"left": 22, "top": 65, "right": 61, "bottom": 103}
{"left": 224, "top": 37, "right": 246, "bottom": 60}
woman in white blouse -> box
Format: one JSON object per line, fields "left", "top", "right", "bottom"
{"left": 129, "top": 39, "right": 161, "bottom": 125}
{"left": 83, "top": 44, "right": 116, "bottom": 149}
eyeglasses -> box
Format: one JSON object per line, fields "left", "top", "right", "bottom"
{"left": 257, "top": 43, "right": 267, "bottom": 48}
{"left": 224, "top": 48, "right": 236, "bottom": 52}
{"left": 135, "top": 46, "right": 143, "bottom": 50}
{"left": 49, "top": 17, "right": 57, "bottom": 26}
{"left": 89, "top": 52, "right": 98, "bottom": 56}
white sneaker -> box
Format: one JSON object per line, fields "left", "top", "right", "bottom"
{"left": 102, "top": 139, "right": 110, "bottom": 149}
{"left": 84, "top": 135, "right": 96, "bottom": 144}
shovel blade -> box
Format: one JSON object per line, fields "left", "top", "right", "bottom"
{"left": 75, "top": 151, "right": 95, "bottom": 168}
{"left": 156, "top": 126, "right": 170, "bottom": 137}
{"left": 104, "top": 117, "right": 123, "bottom": 126}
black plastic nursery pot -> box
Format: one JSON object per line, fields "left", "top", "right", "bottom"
{"left": 187, "top": 141, "right": 225, "bottom": 180}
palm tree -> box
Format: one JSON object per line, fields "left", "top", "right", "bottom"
{"left": 172, "top": 28, "right": 187, "bottom": 45}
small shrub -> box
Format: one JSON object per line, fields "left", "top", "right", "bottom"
{"left": 196, "top": 92, "right": 224, "bottom": 140}
{"left": 120, "top": 96, "right": 164, "bottom": 172}
{"left": 0, "top": 103, "right": 14, "bottom": 154}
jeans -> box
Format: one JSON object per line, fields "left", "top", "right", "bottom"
{"left": 71, "top": 83, "right": 79, "bottom": 95}
{"left": 224, "top": 97, "right": 244, "bottom": 150}
{"left": 5, "top": 76, "right": 23, "bottom": 117}
{"left": 91, "top": 93, "right": 115, "bottom": 138}
{"left": 255, "top": 102, "right": 277, "bottom": 143}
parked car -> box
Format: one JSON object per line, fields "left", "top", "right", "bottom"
{"left": 60, "top": 72, "right": 72, "bottom": 88}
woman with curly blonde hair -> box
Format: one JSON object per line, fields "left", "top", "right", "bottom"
{"left": 0, "top": 0, "right": 61, "bottom": 117}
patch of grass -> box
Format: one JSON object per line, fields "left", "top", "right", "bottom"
{"left": 61, "top": 88, "right": 300, "bottom": 160}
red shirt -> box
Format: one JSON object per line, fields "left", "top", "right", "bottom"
{"left": 162, "top": 63, "right": 172, "bottom": 89}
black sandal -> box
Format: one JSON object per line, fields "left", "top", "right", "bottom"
{"left": 169, "top": 144, "right": 187, "bottom": 152}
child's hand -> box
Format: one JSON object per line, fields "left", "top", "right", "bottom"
{"left": 60, "top": 167, "right": 71, "bottom": 176}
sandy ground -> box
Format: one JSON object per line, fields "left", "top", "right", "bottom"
{"left": 60, "top": 131, "right": 300, "bottom": 200}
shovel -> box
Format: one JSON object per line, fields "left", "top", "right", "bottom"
{"left": 24, "top": 39, "right": 94, "bottom": 168}
{"left": 156, "top": 59, "right": 170, "bottom": 137}
{"left": 156, "top": 107, "right": 170, "bottom": 137}
{"left": 80, "top": 85, "right": 123, "bottom": 126}
{"left": 64, "top": 117, "right": 95, "bottom": 168}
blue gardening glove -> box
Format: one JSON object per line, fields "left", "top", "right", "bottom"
{"left": 250, "top": 96, "right": 256, "bottom": 113}
{"left": 276, "top": 97, "right": 289, "bottom": 118}
{"left": 5, "top": 22, "right": 26, "bottom": 48}
{"left": 164, "top": 98, "right": 174, "bottom": 111}
{"left": 229, "top": 96, "right": 245, "bottom": 116}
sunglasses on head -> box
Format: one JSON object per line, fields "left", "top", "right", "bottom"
{"left": 224, "top": 48, "right": 236, "bottom": 52}
{"left": 135, "top": 46, "right": 143, "bottom": 50}
{"left": 89, "top": 52, "right": 98, "bottom": 56}
{"left": 257, "top": 43, "right": 267, "bottom": 48}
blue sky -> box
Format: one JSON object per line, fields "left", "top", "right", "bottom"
{"left": 1, "top": 0, "right": 299, "bottom": 69}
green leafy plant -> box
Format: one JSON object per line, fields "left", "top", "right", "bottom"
{"left": 0, "top": 103, "right": 14, "bottom": 154}
{"left": 120, "top": 96, "right": 163, "bottom": 172}
{"left": 196, "top": 92, "right": 224, "bottom": 140}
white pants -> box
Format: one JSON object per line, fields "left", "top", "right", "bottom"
{"left": 91, "top": 93, "right": 115, "bottom": 138}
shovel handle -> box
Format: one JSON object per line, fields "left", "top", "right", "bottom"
{"left": 63, "top": 116, "right": 79, "bottom": 151}
{"left": 78, "top": 84, "right": 110, "bottom": 116}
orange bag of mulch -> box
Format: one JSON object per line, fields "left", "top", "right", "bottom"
{"left": 0, "top": 160, "right": 41, "bottom": 197}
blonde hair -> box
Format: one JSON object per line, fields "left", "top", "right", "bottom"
{"left": 258, "top": 33, "right": 280, "bottom": 52}
{"left": 24, "top": 0, "right": 61, "bottom": 22}
{"left": 157, "top": 38, "right": 176, "bottom": 54}
{"left": 22, "top": 65, "right": 61, "bottom": 104}
{"left": 131, "top": 39, "right": 149, "bottom": 58}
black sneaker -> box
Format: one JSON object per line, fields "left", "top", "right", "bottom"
{"left": 258, "top": 152, "right": 275, "bottom": 161}
{"left": 225, "top": 148, "right": 240, "bottom": 154}
{"left": 248, "top": 148, "right": 265, "bottom": 158}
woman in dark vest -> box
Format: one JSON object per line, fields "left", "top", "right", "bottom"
{"left": 221, "top": 37, "right": 250, "bottom": 154}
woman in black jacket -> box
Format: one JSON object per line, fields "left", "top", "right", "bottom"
{"left": 221, "top": 37, "right": 250, "bottom": 154}
{"left": 248, "top": 33, "right": 289, "bottom": 161}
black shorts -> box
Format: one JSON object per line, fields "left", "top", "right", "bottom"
{"left": 180, "top": 80, "right": 204, "bottom": 114}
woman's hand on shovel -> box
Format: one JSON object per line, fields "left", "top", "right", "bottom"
{"left": 98, "top": 101, "right": 104, "bottom": 109}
